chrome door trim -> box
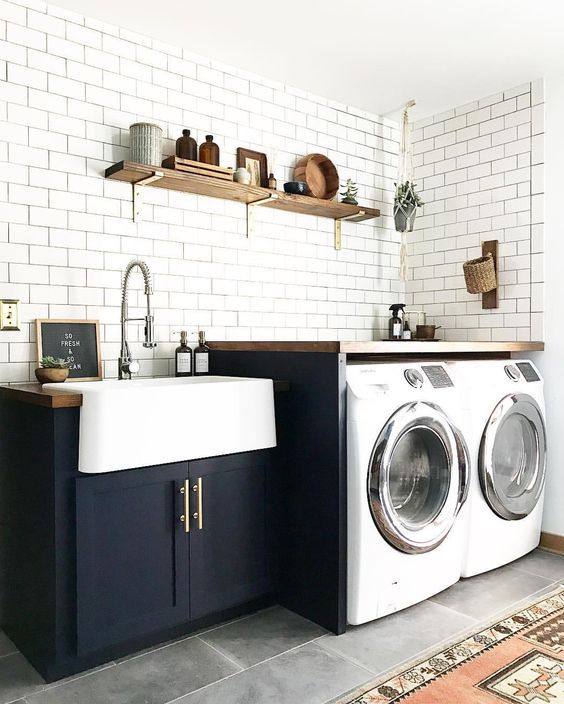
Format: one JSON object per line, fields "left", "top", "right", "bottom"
{"left": 479, "top": 393, "right": 546, "bottom": 521}
{"left": 367, "top": 401, "right": 469, "bottom": 555}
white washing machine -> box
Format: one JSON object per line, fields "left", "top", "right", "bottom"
{"left": 447, "top": 359, "right": 547, "bottom": 578}
{"left": 347, "top": 362, "right": 470, "bottom": 625}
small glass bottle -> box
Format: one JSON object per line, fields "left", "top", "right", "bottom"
{"left": 194, "top": 331, "right": 210, "bottom": 376}
{"left": 268, "top": 173, "right": 277, "bottom": 190}
{"left": 199, "top": 135, "right": 219, "bottom": 166}
{"left": 175, "top": 330, "right": 192, "bottom": 377}
{"left": 176, "top": 129, "right": 197, "bottom": 161}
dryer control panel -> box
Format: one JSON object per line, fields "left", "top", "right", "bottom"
{"left": 421, "top": 365, "right": 454, "bottom": 389}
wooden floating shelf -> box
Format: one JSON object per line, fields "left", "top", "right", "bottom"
{"left": 261, "top": 191, "right": 380, "bottom": 223}
{"left": 104, "top": 161, "right": 380, "bottom": 248}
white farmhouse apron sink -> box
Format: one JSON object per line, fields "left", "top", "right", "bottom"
{"left": 44, "top": 376, "right": 276, "bottom": 474}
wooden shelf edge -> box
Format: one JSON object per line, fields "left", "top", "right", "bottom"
{"left": 209, "top": 341, "right": 545, "bottom": 354}
{"left": 0, "top": 383, "right": 83, "bottom": 408}
{"left": 105, "top": 161, "right": 380, "bottom": 223}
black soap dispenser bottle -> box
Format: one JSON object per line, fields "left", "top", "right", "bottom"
{"left": 194, "top": 330, "right": 210, "bottom": 376}
{"left": 175, "top": 330, "right": 192, "bottom": 377}
{"left": 388, "top": 304, "right": 406, "bottom": 340}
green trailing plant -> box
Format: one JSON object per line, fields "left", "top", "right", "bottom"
{"left": 40, "top": 355, "right": 70, "bottom": 369}
{"left": 394, "top": 180, "right": 424, "bottom": 208}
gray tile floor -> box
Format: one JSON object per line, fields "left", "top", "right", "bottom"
{"left": 1, "top": 549, "right": 562, "bottom": 704}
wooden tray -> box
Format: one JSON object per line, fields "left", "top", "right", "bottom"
{"left": 161, "top": 156, "right": 233, "bottom": 181}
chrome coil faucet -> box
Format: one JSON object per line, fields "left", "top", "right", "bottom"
{"left": 119, "top": 259, "right": 157, "bottom": 379}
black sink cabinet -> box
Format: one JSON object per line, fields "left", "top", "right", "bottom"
{"left": 0, "top": 397, "right": 275, "bottom": 681}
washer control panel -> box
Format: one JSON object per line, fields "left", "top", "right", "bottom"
{"left": 404, "top": 369, "right": 424, "bottom": 388}
{"left": 516, "top": 361, "right": 540, "bottom": 382}
{"left": 421, "top": 365, "right": 454, "bottom": 388}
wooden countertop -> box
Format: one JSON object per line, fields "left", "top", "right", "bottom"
{"left": 0, "top": 383, "right": 83, "bottom": 408}
{"left": 209, "top": 341, "right": 545, "bottom": 354}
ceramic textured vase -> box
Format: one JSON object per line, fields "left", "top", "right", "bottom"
{"left": 234, "top": 167, "right": 251, "bottom": 185}
{"left": 130, "top": 122, "right": 163, "bottom": 166}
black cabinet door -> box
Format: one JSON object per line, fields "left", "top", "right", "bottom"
{"left": 76, "top": 462, "right": 190, "bottom": 653}
{"left": 188, "top": 452, "right": 273, "bottom": 620}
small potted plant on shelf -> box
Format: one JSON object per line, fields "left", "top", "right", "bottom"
{"left": 340, "top": 178, "right": 359, "bottom": 205}
{"left": 35, "top": 356, "right": 70, "bottom": 384}
{"left": 394, "top": 180, "right": 424, "bottom": 232}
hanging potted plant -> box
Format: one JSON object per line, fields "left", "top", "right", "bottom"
{"left": 394, "top": 180, "right": 423, "bottom": 233}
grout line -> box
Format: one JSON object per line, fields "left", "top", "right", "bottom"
{"left": 424, "top": 599, "right": 480, "bottom": 623}
{"left": 115, "top": 606, "right": 275, "bottom": 667}
{"left": 163, "top": 640, "right": 346, "bottom": 704}
{"left": 510, "top": 562, "right": 564, "bottom": 581}
{"left": 316, "top": 637, "right": 383, "bottom": 677}
{"left": 113, "top": 635, "right": 198, "bottom": 664}
{"left": 193, "top": 605, "right": 276, "bottom": 639}
{"left": 470, "top": 579, "right": 561, "bottom": 623}
{"left": 195, "top": 636, "right": 244, "bottom": 672}
{"left": 317, "top": 609, "right": 478, "bottom": 678}
{"left": 0, "top": 650, "right": 19, "bottom": 660}
{"left": 41, "top": 661, "right": 117, "bottom": 692}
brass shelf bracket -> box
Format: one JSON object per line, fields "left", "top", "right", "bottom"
{"left": 334, "top": 210, "right": 365, "bottom": 250}
{"left": 132, "top": 171, "right": 164, "bottom": 223}
{"left": 246, "top": 194, "right": 278, "bottom": 238}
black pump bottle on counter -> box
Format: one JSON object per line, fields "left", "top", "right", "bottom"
{"left": 388, "top": 303, "right": 406, "bottom": 340}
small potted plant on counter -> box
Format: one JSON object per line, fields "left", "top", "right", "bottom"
{"left": 35, "top": 356, "right": 70, "bottom": 384}
{"left": 394, "top": 180, "right": 424, "bottom": 232}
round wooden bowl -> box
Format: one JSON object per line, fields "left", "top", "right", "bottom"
{"left": 294, "top": 153, "right": 339, "bottom": 200}
{"left": 35, "top": 367, "right": 69, "bottom": 384}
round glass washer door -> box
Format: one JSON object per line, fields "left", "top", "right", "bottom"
{"left": 479, "top": 393, "right": 546, "bottom": 520}
{"left": 368, "top": 401, "right": 469, "bottom": 554}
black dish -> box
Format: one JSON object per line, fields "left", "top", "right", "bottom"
{"left": 284, "top": 181, "right": 308, "bottom": 195}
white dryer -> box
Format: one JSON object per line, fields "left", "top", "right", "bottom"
{"left": 447, "top": 359, "right": 547, "bottom": 578}
{"left": 347, "top": 362, "right": 470, "bottom": 625}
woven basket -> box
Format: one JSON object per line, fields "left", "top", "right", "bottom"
{"left": 463, "top": 253, "right": 497, "bottom": 294}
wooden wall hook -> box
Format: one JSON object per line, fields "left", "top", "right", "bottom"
{"left": 482, "top": 239, "right": 498, "bottom": 309}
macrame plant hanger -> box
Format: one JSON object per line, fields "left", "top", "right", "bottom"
{"left": 395, "top": 100, "right": 416, "bottom": 281}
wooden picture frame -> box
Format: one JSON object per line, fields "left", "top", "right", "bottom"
{"left": 236, "top": 148, "right": 268, "bottom": 187}
{"left": 36, "top": 319, "right": 103, "bottom": 381}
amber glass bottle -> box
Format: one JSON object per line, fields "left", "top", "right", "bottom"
{"left": 175, "top": 330, "right": 193, "bottom": 377}
{"left": 194, "top": 331, "right": 210, "bottom": 376}
{"left": 176, "top": 129, "right": 197, "bottom": 160}
{"left": 199, "top": 135, "right": 219, "bottom": 166}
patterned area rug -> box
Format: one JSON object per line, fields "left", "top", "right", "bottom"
{"left": 338, "top": 587, "right": 564, "bottom": 703}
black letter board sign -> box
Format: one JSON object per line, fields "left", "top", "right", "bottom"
{"left": 36, "top": 319, "right": 102, "bottom": 381}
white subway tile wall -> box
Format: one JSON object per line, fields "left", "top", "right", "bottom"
{"left": 408, "top": 81, "right": 545, "bottom": 342}
{"left": 0, "top": 0, "right": 402, "bottom": 381}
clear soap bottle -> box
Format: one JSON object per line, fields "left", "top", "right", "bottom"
{"left": 175, "top": 330, "right": 192, "bottom": 377}
{"left": 194, "top": 331, "right": 210, "bottom": 376}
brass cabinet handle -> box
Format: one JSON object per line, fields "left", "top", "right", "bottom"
{"left": 179, "top": 480, "right": 189, "bottom": 533}
{"left": 192, "top": 478, "right": 203, "bottom": 530}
